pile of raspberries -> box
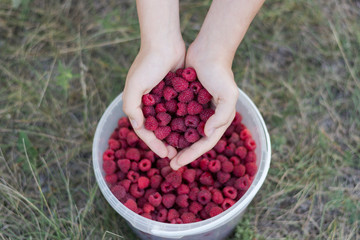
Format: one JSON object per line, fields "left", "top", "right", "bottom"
{"left": 142, "top": 67, "right": 214, "bottom": 148}
{"left": 102, "top": 112, "right": 258, "bottom": 224}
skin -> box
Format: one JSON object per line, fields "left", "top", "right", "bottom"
{"left": 122, "top": 0, "right": 265, "bottom": 169}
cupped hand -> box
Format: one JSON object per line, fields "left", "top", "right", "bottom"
{"left": 123, "top": 42, "right": 185, "bottom": 159}
{"left": 170, "top": 43, "right": 239, "bottom": 170}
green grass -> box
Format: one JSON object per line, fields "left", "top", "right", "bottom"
{"left": 0, "top": 0, "right": 359, "bottom": 239}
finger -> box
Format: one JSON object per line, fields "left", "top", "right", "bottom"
{"left": 133, "top": 126, "right": 169, "bottom": 158}
{"left": 166, "top": 145, "right": 177, "bottom": 159}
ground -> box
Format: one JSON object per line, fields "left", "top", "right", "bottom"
{"left": 0, "top": 0, "right": 359, "bottom": 239}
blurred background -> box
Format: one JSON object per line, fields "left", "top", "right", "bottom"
{"left": 0, "top": 0, "right": 359, "bottom": 239}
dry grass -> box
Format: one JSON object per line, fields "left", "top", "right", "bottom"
{"left": 0, "top": 0, "right": 359, "bottom": 239}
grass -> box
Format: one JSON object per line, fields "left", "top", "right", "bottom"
{"left": 0, "top": 0, "right": 359, "bottom": 239}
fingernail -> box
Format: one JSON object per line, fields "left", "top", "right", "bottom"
{"left": 129, "top": 118, "right": 138, "bottom": 129}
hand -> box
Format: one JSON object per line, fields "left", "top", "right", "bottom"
{"left": 170, "top": 42, "right": 239, "bottom": 170}
{"left": 123, "top": 41, "right": 185, "bottom": 159}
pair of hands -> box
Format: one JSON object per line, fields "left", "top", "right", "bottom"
{"left": 122, "top": 39, "right": 239, "bottom": 170}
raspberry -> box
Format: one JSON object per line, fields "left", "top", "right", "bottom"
{"left": 169, "top": 118, "right": 185, "bottom": 132}
{"left": 235, "top": 146, "right": 247, "bottom": 159}
{"left": 176, "top": 102, "right": 187, "bottom": 116}
{"left": 162, "top": 193, "right": 176, "bottom": 208}
{"left": 125, "top": 148, "right": 140, "bottom": 161}
{"left": 233, "top": 164, "right": 246, "bottom": 177}
{"left": 171, "top": 218, "right": 183, "bottom": 224}
{"left": 142, "top": 106, "right": 156, "bottom": 118}
{"left": 225, "top": 177, "right": 236, "bottom": 187}
{"left": 177, "top": 184, "right": 190, "bottom": 195}
{"left": 165, "top": 171, "right": 182, "bottom": 188}
{"left": 181, "top": 212, "right": 196, "bottom": 223}
{"left": 117, "top": 171, "right": 125, "bottom": 181}
{"left": 131, "top": 162, "right": 139, "bottom": 171}
{"left": 138, "top": 176, "right": 150, "bottom": 189}
{"left": 117, "top": 159, "right": 131, "bottom": 173}
{"left": 160, "top": 181, "right": 174, "bottom": 193}
{"left": 222, "top": 161, "right": 234, "bottom": 173}
{"left": 138, "top": 139, "right": 150, "bottom": 150}
{"left": 245, "top": 151, "right": 256, "bottom": 163}
{"left": 223, "top": 186, "right": 237, "bottom": 199}
{"left": 199, "top": 108, "right": 215, "bottom": 122}
{"left": 105, "top": 174, "right": 118, "bottom": 185}
{"left": 217, "top": 155, "right": 228, "bottom": 162}
{"left": 144, "top": 188, "right": 156, "bottom": 200}
{"left": 126, "top": 131, "right": 139, "bottom": 146}
{"left": 224, "top": 125, "right": 235, "bottom": 137}
{"left": 189, "top": 187, "right": 200, "bottom": 201}
{"left": 216, "top": 171, "right": 231, "bottom": 184}
{"left": 199, "top": 208, "right": 209, "bottom": 220}
{"left": 235, "top": 140, "right": 244, "bottom": 147}
{"left": 143, "top": 203, "right": 155, "bottom": 213}
{"left": 152, "top": 80, "right": 165, "bottom": 96}
{"left": 197, "top": 121, "right": 206, "bottom": 136}
{"left": 197, "top": 189, "right": 212, "bottom": 205}
{"left": 189, "top": 81, "right": 202, "bottom": 94}
{"left": 183, "top": 169, "right": 196, "bottom": 183}
{"left": 150, "top": 175, "right": 162, "bottom": 189}
{"left": 178, "top": 89, "right": 194, "bottom": 103}
{"left": 118, "top": 127, "right": 130, "bottom": 139}
{"left": 108, "top": 139, "right": 120, "bottom": 150}
{"left": 110, "top": 130, "right": 119, "bottom": 140}
{"left": 154, "top": 126, "right": 171, "bottom": 140}
{"left": 232, "top": 112, "right": 242, "bottom": 125}
{"left": 235, "top": 123, "right": 246, "bottom": 134}
{"left": 103, "top": 160, "right": 116, "bottom": 174}
{"left": 197, "top": 88, "right": 212, "bottom": 105}
{"left": 111, "top": 185, "right": 126, "bottom": 200}
{"left": 147, "top": 168, "right": 159, "bottom": 178}
{"left": 187, "top": 101, "right": 203, "bottom": 115}
{"left": 155, "top": 103, "right": 166, "bottom": 113}
{"left": 224, "top": 143, "right": 236, "bottom": 157}
{"left": 138, "top": 159, "right": 151, "bottom": 172}
{"left": 157, "top": 158, "right": 170, "bottom": 169}
{"left": 130, "top": 183, "right": 145, "bottom": 198}
{"left": 124, "top": 199, "right": 137, "bottom": 212}
{"left": 118, "top": 117, "right": 130, "bottom": 128}
{"left": 115, "top": 149, "right": 126, "bottom": 159}
{"left": 178, "top": 135, "right": 191, "bottom": 148}
{"left": 120, "top": 179, "right": 131, "bottom": 192}
{"left": 184, "top": 115, "right": 200, "bottom": 128}
{"left": 165, "top": 71, "right": 176, "bottom": 82}
{"left": 142, "top": 94, "right": 156, "bottom": 106}
{"left": 181, "top": 67, "right": 197, "bottom": 82}
{"left": 163, "top": 86, "right": 178, "bottom": 101}
{"left": 245, "top": 162, "right": 258, "bottom": 176}
{"left": 199, "top": 158, "right": 209, "bottom": 171}
{"left": 212, "top": 140, "right": 226, "bottom": 154}
{"left": 175, "top": 68, "right": 184, "bottom": 77}
{"left": 141, "top": 212, "right": 152, "bottom": 219}
{"left": 127, "top": 170, "right": 140, "bottom": 183}
{"left": 171, "top": 77, "right": 189, "bottom": 92}
{"left": 160, "top": 166, "right": 172, "bottom": 177}
{"left": 156, "top": 208, "right": 168, "bottom": 222}
{"left": 221, "top": 198, "right": 235, "bottom": 210}
{"left": 244, "top": 138, "right": 256, "bottom": 151}
{"left": 165, "top": 99, "right": 177, "bottom": 113}
{"left": 189, "top": 201, "right": 203, "bottom": 215}
{"left": 209, "top": 206, "right": 223, "bottom": 217}
{"left": 144, "top": 151, "right": 155, "bottom": 163}
{"left": 203, "top": 149, "right": 217, "bottom": 159}
{"left": 234, "top": 175, "right": 251, "bottom": 191}
{"left": 208, "top": 160, "right": 221, "bottom": 173}
{"left": 156, "top": 112, "right": 171, "bottom": 127}
{"left": 176, "top": 194, "right": 189, "bottom": 208}
{"left": 211, "top": 189, "right": 224, "bottom": 205}
{"left": 228, "top": 133, "right": 240, "bottom": 144}
{"left": 167, "top": 209, "right": 179, "bottom": 222}
{"left": 240, "top": 129, "right": 252, "bottom": 140}
{"left": 103, "top": 149, "right": 115, "bottom": 161}
{"left": 144, "top": 116, "right": 158, "bottom": 131}
{"left": 184, "top": 128, "right": 200, "bottom": 143}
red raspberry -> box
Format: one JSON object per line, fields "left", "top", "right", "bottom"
{"left": 144, "top": 151, "right": 155, "bottom": 163}
{"left": 127, "top": 170, "right": 140, "bottom": 183}
{"left": 183, "top": 169, "right": 196, "bottom": 183}
{"left": 181, "top": 212, "right": 196, "bottom": 223}
{"left": 170, "top": 118, "right": 186, "bottom": 132}
{"left": 162, "top": 193, "right": 176, "bottom": 208}
{"left": 235, "top": 123, "right": 246, "bottom": 134}
{"left": 165, "top": 171, "right": 182, "bottom": 188}
{"left": 138, "top": 159, "right": 151, "bottom": 172}
{"left": 171, "top": 77, "right": 189, "bottom": 92}
{"left": 117, "top": 171, "right": 125, "bottom": 181}
{"left": 175, "top": 68, "right": 184, "bottom": 77}
{"left": 144, "top": 188, "right": 156, "bottom": 200}
{"left": 204, "top": 202, "right": 217, "bottom": 215}
{"left": 165, "top": 99, "right": 177, "bottom": 113}
{"left": 156, "top": 112, "right": 171, "bottom": 126}
{"left": 245, "top": 151, "right": 256, "bottom": 163}
{"left": 144, "top": 116, "right": 158, "bottom": 131}
{"left": 228, "top": 133, "right": 240, "bottom": 144}
{"left": 245, "top": 162, "right": 258, "bottom": 176}
{"left": 167, "top": 209, "right": 180, "bottom": 222}
{"left": 203, "top": 149, "right": 217, "bottom": 159}
{"left": 184, "top": 128, "right": 200, "bottom": 143}
{"left": 160, "top": 181, "right": 174, "bottom": 193}
{"left": 216, "top": 171, "right": 231, "bottom": 184}
{"left": 199, "top": 158, "right": 209, "bottom": 171}
{"left": 197, "top": 121, "right": 206, "bottom": 136}
{"left": 160, "top": 166, "right": 172, "bottom": 177}
{"left": 189, "top": 81, "right": 202, "bottom": 94}
{"left": 208, "top": 206, "right": 223, "bottom": 218}
{"left": 143, "top": 203, "right": 155, "bottom": 213}
{"left": 156, "top": 208, "right": 168, "bottom": 222}
{"left": 154, "top": 126, "right": 171, "bottom": 140}
{"left": 111, "top": 185, "right": 126, "bottom": 200}
{"left": 103, "top": 149, "right": 115, "bottom": 162}
{"left": 138, "top": 176, "right": 150, "bottom": 189}
{"left": 117, "top": 159, "right": 131, "bottom": 173}
{"left": 131, "top": 162, "right": 139, "bottom": 171}
{"left": 221, "top": 198, "right": 235, "bottom": 210}
{"left": 166, "top": 132, "right": 180, "bottom": 148}
{"left": 240, "top": 129, "right": 252, "bottom": 140}
{"left": 184, "top": 115, "right": 200, "bottom": 128}
{"left": 211, "top": 189, "right": 224, "bottom": 205}
{"left": 130, "top": 183, "right": 145, "bottom": 198}
{"left": 171, "top": 218, "right": 183, "bottom": 224}
{"left": 224, "top": 125, "right": 235, "bottom": 137}
{"left": 152, "top": 80, "right": 165, "bottom": 96}
{"left": 189, "top": 201, "right": 203, "bottom": 215}
{"left": 155, "top": 103, "right": 166, "bottom": 113}
{"left": 176, "top": 194, "right": 189, "bottom": 208}
{"left": 189, "top": 187, "right": 200, "bottom": 201}
{"left": 178, "top": 89, "right": 194, "bottom": 103}
{"left": 142, "top": 94, "right": 156, "bottom": 106}
{"left": 233, "top": 164, "right": 246, "bottom": 177}
{"left": 199, "top": 208, "right": 209, "bottom": 220}
{"left": 118, "top": 127, "right": 130, "bottom": 140}
{"left": 224, "top": 177, "right": 236, "bottom": 187}
{"left": 150, "top": 175, "right": 162, "bottom": 189}
{"left": 176, "top": 102, "right": 187, "bottom": 116}
{"left": 217, "top": 155, "right": 228, "bottom": 163}
{"left": 163, "top": 86, "right": 178, "bottom": 101}
{"left": 165, "top": 71, "right": 176, "bottom": 82}
{"left": 137, "top": 197, "right": 147, "bottom": 208}
{"left": 235, "top": 146, "right": 247, "bottom": 159}
{"left": 222, "top": 161, "right": 234, "bottom": 173}
{"left": 115, "top": 149, "right": 125, "bottom": 159}
{"left": 224, "top": 143, "right": 236, "bottom": 157}
{"left": 208, "top": 160, "right": 221, "bottom": 173}
{"left": 197, "top": 189, "right": 211, "bottom": 205}
{"left": 142, "top": 106, "right": 155, "bottom": 118}
{"left": 232, "top": 112, "right": 242, "bottom": 125}
{"left": 108, "top": 139, "right": 120, "bottom": 150}
{"left": 213, "top": 140, "right": 226, "bottom": 153}
{"left": 187, "top": 101, "right": 203, "bottom": 115}
{"left": 120, "top": 179, "right": 131, "bottom": 192}
{"left": 177, "top": 184, "right": 190, "bottom": 195}
{"left": 234, "top": 175, "right": 251, "bottom": 191}
{"left": 110, "top": 129, "right": 119, "bottom": 140}
{"left": 126, "top": 131, "right": 139, "bottom": 146}
{"left": 223, "top": 186, "right": 237, "bottom": 199}
{"left": 181, "top": 67, "right": 197, "bottom": 82}
{"left": 199, "top": 108, "right": 215, "bottom": 122}
{"left": 118, "top": 117, "right": 130, "bottom": 128}
{"left": 125, "top": 148, "right": 140, "bottom": 161}
{"left": 157, "top": 158, "right": 170, "bottom": 169}
{"left": 197, "top": 88, "right": 212, "bottom": 105}
{"left": 140, "top": 212, "right": 152, "bottom": 219}
{"left": 178, "top": 135, "right": 191, "bottom": 148}
{"left": 138, "top": 139, "right": 150, "bottom": 150}
{"left": 105, "top": 174, "right": 118, "bottom": 185}
{"left": 124, "top": 199, "right": 137, "bottom": 212}
{"left": 244, "top": 138, "right": 256, "bottom": 151}
{"left": 148, "top": 192, "right": 162, "bottom": 207}
{"left": 147, "top": 168, "right": 159, "bottom": 178}
{"left": 103, "top": 160, "right": 116, "bottom": 174}
{"left": 190, "top": 158, "right": 200, "bottom": 168}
